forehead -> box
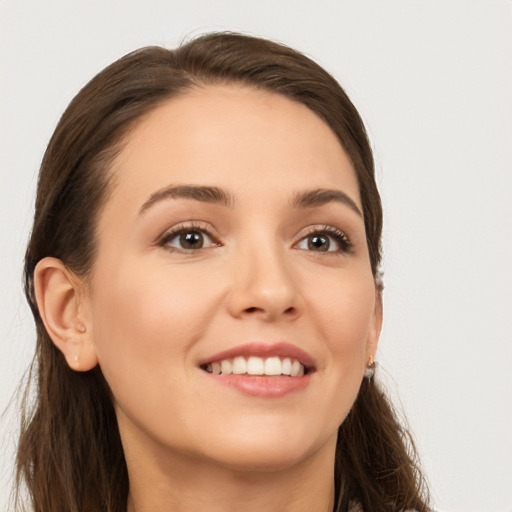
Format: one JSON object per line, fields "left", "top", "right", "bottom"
{"left": 108, "top": 84, "right": 360, "bottom": 211}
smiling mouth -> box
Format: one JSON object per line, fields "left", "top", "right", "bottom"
{"left": 201, "top": 356, "right": 309, "bottom": 377}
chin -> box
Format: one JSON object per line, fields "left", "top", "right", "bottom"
{"left": 198, "top": 427, "right": 336, "bottom": 473}
{"left": 213, "top": 447, "right": 314, "bottom": 473}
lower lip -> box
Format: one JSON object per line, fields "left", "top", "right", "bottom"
{"left": 202, "top": 372, "right": 312, "bottom": 398}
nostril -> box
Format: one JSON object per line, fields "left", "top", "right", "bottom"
{"left": 243, "top": 306, "right": 297, "bottom": 317}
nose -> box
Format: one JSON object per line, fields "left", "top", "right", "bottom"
{"left": 226, "top": 238, "right": 303, "bottom": 322}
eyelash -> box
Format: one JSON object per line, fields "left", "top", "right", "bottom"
{"left": 157, "top": 223, "right": 352, "bottom": 254}
{"left": 297, "top": 225, "right": 353, "bottom": 254}
{"left": 158, "top": 222, "right": 220, "bottom": 252}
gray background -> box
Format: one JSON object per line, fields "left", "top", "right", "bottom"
{"left": 1, "top": 1, "right": 511, "bottom": 511}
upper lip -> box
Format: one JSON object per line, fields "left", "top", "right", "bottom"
{"left": 198, "top": 342, "right": 316, "bottom": 371}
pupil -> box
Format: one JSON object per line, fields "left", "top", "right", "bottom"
{"left": 308, "top": 235, "right": 329, "bottom": 251}
{"left": 180, "top": 231, "right": 203, "bottom": 249}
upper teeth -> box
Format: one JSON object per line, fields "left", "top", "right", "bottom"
{"left": 205, "top": 356, "right": 305, "bottom": 377}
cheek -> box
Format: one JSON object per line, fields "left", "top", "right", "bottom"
{"left": 87, "top": 260, "right": 219, "bottom": 403}
{"left": 301, "top": 268, "right": 377, "bottom": 421}
{"left": 313, "top": 270, "right": 377, "bottom": 356}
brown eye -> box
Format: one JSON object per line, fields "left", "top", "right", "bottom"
{"left": 179, "top": 231, "right": 204, "bottom": 249}
{"left": 162, "top": 228, "right": 217, "bottom": 251}
{"left": 295, "top": 227, "right": 352, "bottom": 254}
{"left": 307, "top": 234, "right": 330, "bottom": 252}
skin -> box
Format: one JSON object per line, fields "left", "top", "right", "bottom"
{"left": 35, "top": 85, "right": 382, "bottom": 512}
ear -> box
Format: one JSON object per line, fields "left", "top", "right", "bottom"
{"left": 366, "top": 287, "right": 383, "bottom": 362}
{"left": 34, "top": 257, "right": 98, "bottom": 372}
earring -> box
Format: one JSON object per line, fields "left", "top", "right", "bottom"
{"left": 77, "top": 324, "right": 86, "bottom": 333}
{"left": 73, "top": 354, "right": 80, "bottom": 368}
{"left": 364, "top": 355, "right": 376, "bottom": 380}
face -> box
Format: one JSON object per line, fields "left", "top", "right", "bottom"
{"left": 82, "top": 85, "right": 381, "bottom": 472}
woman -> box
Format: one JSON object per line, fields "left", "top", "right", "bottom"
{"left": 16, "top": 32, "right": 430, "bottom": 512}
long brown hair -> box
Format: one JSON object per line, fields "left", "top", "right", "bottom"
{"left": 16, "top": 32, "right": 430, "bottom": 512}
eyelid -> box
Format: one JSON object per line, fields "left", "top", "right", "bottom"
{"left": 294, "top": 224, "right": 353, "bottom": 253}
{"left": 155, "top": 221, "right": 352, "bottom": 254}
{"left": 157, "top": 221, "right": 221, "bottom": 251}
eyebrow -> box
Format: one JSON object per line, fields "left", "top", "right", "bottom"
{"left": 139, "top": 184, "right": 362, "bottom": 218}
{"left": 290, "top": 188, "right": 362, "bottom": 217}
{"left": 139, "top": 185, "right": 234, "bottom": 214}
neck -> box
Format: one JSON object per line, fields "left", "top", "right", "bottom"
{"left": 124, "top": 434, "right": 337, "bottom": 512}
